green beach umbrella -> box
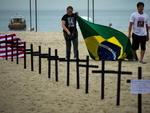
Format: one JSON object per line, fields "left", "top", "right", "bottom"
{"left": 77, "top": 16, "right": 133, "bottom": 60}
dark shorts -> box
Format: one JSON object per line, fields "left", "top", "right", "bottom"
{"left": 132, "top": 33, "right": 146, "bottom": 51}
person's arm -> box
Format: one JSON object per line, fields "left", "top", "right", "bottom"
{"left": 61, "top": 20, "right": 70, "bottom": 35}
{"left": 146, "top": 24, "right": 149, "bottom": 41}
{"left": 128, "top": 13, "right": 135, "bottom": 38}
{"left": 128, "top": 22, "right": 133, "bottom": 38}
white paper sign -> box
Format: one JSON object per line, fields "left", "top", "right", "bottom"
{"left": 131, "top": 80, "right": 150, "bottom": 94}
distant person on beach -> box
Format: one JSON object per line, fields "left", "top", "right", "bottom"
{"left": 109, "top": 23, "right": 112, "bottom": 27}
{"left": 61, "top": 6, "right": 78, "bottom": 59}
{"left": 128, "top": 2, "right": 149, "bottom": 64}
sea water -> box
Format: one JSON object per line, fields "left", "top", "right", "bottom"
{"left": 0, "top": 9, "right": 150, "bottom": 32}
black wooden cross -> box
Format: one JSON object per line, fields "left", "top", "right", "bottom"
{"left": 59, "top": 51, "right": 87, "bottom": 88}
{"left": 92, "top": 60, "right": 132, "bottom": 106}
{"left": 78, "top": 56, "right": 98, "bottom": 94}
{"left": 25, "top": 44, "right": 59, "bottom": 81}
{"left": 127, "top": 67, "right": 142, "bottom": 113}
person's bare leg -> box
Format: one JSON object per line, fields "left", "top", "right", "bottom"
{"left": 133, "top": 50, "right": 138, "bottom": 61}
{"left": 140, "top": 50, "right": 145, "bottom": 63}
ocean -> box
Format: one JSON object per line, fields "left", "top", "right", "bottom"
{"left": 0, "top": 9, "right": 150, "bottom": 32}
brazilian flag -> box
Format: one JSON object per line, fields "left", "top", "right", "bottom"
{"left": 77, "top": 16, "right": 133, "bottom": 60}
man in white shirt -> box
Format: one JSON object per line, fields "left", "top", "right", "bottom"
{"left": 128, "top": 2, "right": 149, "bottom": 64}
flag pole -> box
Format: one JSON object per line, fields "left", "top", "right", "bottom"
{"left": 87, "top": 0, "right": 89, "bottom": 21}
{"left": 29, "top": 0, "right": 32, "bottom": 31}
{"left": 35, "top": 0, "right": 38, "bottom": 32}
{"left": 92, "top": 0, "right": 94, "bottom": 23}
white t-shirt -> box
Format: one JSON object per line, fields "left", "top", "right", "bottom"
{"left": 129, "top": 12, "right": 149, "bottom": 36}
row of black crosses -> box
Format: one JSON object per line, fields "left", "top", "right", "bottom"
{"left": 1, "top": 35, "right": 143, "bottom": 113}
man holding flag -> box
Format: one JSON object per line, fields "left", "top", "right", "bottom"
{"left": 61, "top": 6, "right": 78, "bottom": 59}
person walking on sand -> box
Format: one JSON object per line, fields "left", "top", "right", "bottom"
{"left": 128, "top": 2, "right": 149, "bottom": 64}
{"left": 61, "top": 6, "right": 78, "bottom": 59}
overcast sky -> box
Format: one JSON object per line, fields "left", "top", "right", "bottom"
{"left": 0, "top": 0, "right": 150, "bottom": 11}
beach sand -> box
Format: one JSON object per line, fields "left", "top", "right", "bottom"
{"left": 0, "top": 31, "right": 150, "bottom": 113}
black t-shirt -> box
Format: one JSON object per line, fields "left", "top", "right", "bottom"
{"left": 61, "top": 14, "right": 77, "bottom": 33}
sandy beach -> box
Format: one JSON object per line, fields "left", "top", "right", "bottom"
{"left": 0, "top": 31, "right": 150, "bottom": 113}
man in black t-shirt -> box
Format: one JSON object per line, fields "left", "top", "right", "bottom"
{"left": 61, "top": 6, "right": 78, "bottom": 59}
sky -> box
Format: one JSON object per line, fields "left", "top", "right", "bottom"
{"left": 0, "top": 0, "right": 150, "bottom": 11}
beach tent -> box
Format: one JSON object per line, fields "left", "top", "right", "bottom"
{"left": 0, "top": 34, "right": 24, "bottom": 59}
{"left": 77, "top": 16, "right": 133, "bottom": 60}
